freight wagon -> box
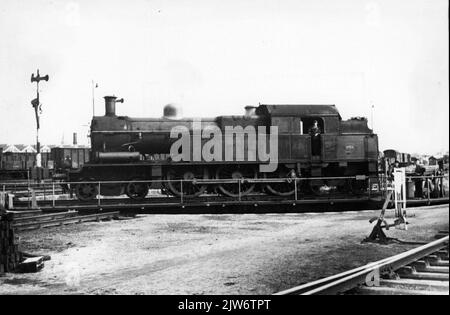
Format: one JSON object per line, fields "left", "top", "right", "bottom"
{"left": 50, "top": 146, "right": 90, "bottom": 171}
{"left": 0, "top": 145, "right": 90, "bottom": 181}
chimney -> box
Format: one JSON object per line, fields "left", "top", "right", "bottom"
{"left": 104, "top": 96, "right": 124, "bottom": 116}
{"left": 73, "top": 132, "right": 78, "bottom": 146}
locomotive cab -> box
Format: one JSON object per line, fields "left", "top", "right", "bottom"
{"left": 256, "top": 104, "right": 341, "bottom": 160}
{"left": 300, "top": 117, "right": 324, "bottom": 157}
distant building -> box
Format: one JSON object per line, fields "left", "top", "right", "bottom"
{"left": 31, "top": 144, "right": 52, "bottom": 153}
{"left": 0, "top": 144, "right": 21, "bottom": 153}
{"left": 0, "top": 144, "right": 59, "bottom": 154}
{"left": 21, "top": 145, "right": 37, "bottom": 153}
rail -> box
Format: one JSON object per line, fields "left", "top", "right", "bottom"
{"left": 0, "top": 174, "right": 447, "bottom": 211}
{"left": 275, "top": 235, "right": 449, "bottom": 295}
{"left": 12, "top": 211, "right": 120, "bottom": 232}
{"left": 0, "top": 175, "right": 380, "bottom": 208}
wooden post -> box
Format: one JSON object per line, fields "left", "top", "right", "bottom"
{"left": 0, "top": 213, "right": 21, "bottom": 273}
{"left": 31, "top": 189, "right": 38, "bottom": 209}
{"left": 180, "top": 180, "right": 183, "bottom": 204}
{"left": 52, "top": 182, "right": 55, "bottom": 208}
{"left": 238, "top": 179, "right": 241, "bottom": 202}
{"left": 98, "top": 182, "right": 101, "bottom": 207}
{"left": 294, "top": 179, "right": 298, "bottom": 202}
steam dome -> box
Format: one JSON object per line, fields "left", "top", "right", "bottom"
{"left": 163, "top": 103, "right": 180, "bottom": 119}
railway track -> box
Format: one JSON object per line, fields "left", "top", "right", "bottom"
{"left": 275, "top": 233, "right": 449, "bottom": 295}
{"left": 8, "top": 193, "right": 448, "bottom": 215}
{"left": 11, "top": 211, "right": 120, "bottom": 232}
{"left": 10, "top": 195, "right": 378, "bottom": 215}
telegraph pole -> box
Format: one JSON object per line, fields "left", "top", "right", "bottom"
{"left": 31, "top": 69, "right": 49, "bottom": 182}
{"left": 92, "top": 80, "right": 98, "bottom": 116}
{"left": 371, "top": 103, "right": 375, "bottom": 131}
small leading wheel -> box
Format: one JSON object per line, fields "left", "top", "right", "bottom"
{"left": 216, "top": 166, "right": 257, "bottom": 197}
{"left": 74, "top": 180, "right": 98, "bottom": 201}
{"left": 126, "top": 180, "right": 149, "bottom": 200}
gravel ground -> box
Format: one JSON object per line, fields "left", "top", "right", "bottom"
{"left": 0, "top": 204, "right": 448, "bottom": 295}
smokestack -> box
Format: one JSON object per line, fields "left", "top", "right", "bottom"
{"left": 104, "top": 96, "right": 124, "bottom": 116}
{"left": 73, "top": 132, "right": 77, "bottom": 146}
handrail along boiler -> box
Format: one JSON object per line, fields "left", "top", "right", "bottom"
{"left": 68, "top": 96, "right": 379, "bottom": 201}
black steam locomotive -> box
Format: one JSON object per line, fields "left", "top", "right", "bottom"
{"left": 69, "top": 96, "right": 379, "bottom": 200}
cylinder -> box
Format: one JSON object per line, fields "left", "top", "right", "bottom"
{"left": 73, "top": 132, "right": 77, "bottom": 146}
{"left": 104, "top": 96, "right": 117, "bottom": 116}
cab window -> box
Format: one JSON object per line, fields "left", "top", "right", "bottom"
{"left": 301, "top": 117, "right": 324, "bottom": 135}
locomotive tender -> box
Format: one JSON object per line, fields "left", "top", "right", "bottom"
{"left": 69, "top": 96, "right": 379, "bottom": 200}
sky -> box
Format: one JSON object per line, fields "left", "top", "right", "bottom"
{"left": 0, "top": 0, "right": 448, "bottom": 155}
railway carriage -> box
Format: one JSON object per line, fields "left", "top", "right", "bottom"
{"left": 69, "top": 96, "right": 379, "bottom": 201}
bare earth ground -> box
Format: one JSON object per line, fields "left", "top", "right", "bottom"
{"left": 0, "top": 204, "right": 448, "bottom": 295}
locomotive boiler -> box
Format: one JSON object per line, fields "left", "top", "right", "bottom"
{"left": 69, "top": 96, "right": 379, "bottom": 200}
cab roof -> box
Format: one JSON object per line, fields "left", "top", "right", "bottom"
{"left": 256, "top": 104, "right": 341, "bottom": 119}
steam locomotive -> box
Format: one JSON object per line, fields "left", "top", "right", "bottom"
{"left": 69, "top": 96, "right": 379, "bottom": 200}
